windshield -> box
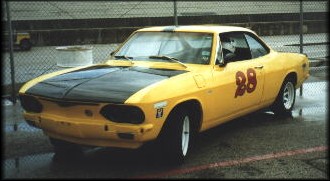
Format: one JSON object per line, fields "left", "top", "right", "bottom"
{"left": 114, "top": 32, "right": 213, "bottom": 65}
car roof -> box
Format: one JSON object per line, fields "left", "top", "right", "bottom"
{"left": 137, "top": 25, "right": 256, "bottom": 34}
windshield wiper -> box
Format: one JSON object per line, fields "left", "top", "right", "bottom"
{"left": 114, "top": 55, "right": 133, "bottom": 60}
{"left": 149, "top": 55, "right": 187, "bottom": 68}
{"left": 114, "top": 55, "right": 134, "bottom": 64}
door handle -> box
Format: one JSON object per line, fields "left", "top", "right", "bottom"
{"left": 254, "top": 65, "right": 264, "bottom": 69}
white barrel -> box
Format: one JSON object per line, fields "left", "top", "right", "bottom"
{"left": 56, "top": 46, "right": 93, "bottom": 67}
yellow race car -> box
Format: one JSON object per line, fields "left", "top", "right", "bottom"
{"left": 19, "top": 25, "right": 309, "bottom": 164}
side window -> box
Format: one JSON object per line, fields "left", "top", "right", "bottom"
{"left": 244, "top": 33, "right": 269, "bottom": 59}
{"left": 220, "top": 32, "right": 252, "bottom": 62}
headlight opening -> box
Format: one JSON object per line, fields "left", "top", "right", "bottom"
{"left": 19, "top": 94, "right": 43, "bottom": 113}
{"left": 100, "top": 104, "right": 145, "bottom": 124}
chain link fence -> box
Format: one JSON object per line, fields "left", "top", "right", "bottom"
{"left": 2, "top": 1, "right": 328, "bottom": 160}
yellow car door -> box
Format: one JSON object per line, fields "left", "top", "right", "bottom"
{"left": 204, "top": 32, "right": 265, "bottom": 127}
{"left": 210, "top": 60, "right": 264, "bottom": 121}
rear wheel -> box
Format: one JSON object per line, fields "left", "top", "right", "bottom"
{"left": 19, "top": 39, "right": 31, "bottom": 51}
{"left": 271, "top": 78, "right": 296, "bottom": 116}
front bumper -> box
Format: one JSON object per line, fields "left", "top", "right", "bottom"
{"left": 24, "top": 112, "right": 155, "bottom": 149}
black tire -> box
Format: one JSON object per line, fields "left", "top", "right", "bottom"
{"left": 158, "top": 108, "right": 193, "bottom": 165}
{"left": 49, "top": 138, "right": 83, "bottom": 162}
{"left": 19, "top": 39, "right": 31, "bottom": 51}
{"left": 271, "top": 78, "right": 296, "bottom": 116}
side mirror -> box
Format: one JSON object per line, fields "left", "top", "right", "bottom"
{"left": 218, "top": 59, "right": 226, "bottom": 67}
{"left": 110, "top": 51, "right": 115, "bottom": 56}
{"left": 218, "top": 53, "right": 235, "bottom": 67}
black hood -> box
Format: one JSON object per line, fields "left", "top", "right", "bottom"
{"left": 26, "top": 66, "right": 187, "bottom": 103}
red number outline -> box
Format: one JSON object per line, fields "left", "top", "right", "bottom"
{"left": 235, "top": 68, "right": 257, "bottom": 98}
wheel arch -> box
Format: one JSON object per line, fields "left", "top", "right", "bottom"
{"left": 284, "top": 71, "right": 297, "bottom": 87}
{"left": 174, "top": 99, "right": 203, "bottom": 133}
{"left": 159, "top": 99, "right": 203, "bottom": 138}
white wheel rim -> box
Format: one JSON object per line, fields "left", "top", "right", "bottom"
{"left": 283, "top": 82, "right": 295, "bottom": 110}
{"left": 181, "top": 116, "right": 190, "bottom": 156}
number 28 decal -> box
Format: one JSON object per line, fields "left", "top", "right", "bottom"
{"left": 235, "top": 68, "right": 257, "bottom": 98}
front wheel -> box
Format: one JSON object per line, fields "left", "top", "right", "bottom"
{"left": 158, "top": 108, "right": 193, "bottom": 164}
{"left": 271, "top": 78, "right": 296, "bottom": 116}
